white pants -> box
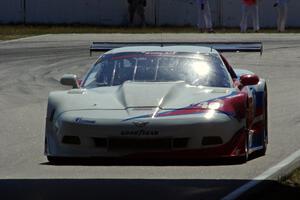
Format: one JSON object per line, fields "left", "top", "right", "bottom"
{"left": 197, "top": 2, "right": 213, "bottom": 30}
{"left": 240, "top": 4, "right": 260, "bottom": 32}
{"left": 277, "top": 4, "right": 288, "bottom": 32}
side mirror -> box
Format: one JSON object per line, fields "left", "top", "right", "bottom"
{"left": 240, "top": 74, "right": 259, "bottom": 86}
{"left": 60, "top": 74, "right": 79, "bottom": 89}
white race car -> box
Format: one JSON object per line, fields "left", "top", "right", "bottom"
{"left": 44, "top": 42, "right": 267, "bottom": 163}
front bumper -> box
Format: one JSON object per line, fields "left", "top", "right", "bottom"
{"left": 45, "top": 111, "right": 246, "bottom": 158}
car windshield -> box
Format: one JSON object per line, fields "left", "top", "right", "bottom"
{"left": 83, "top": 52, "right": 232, "bottom": 88}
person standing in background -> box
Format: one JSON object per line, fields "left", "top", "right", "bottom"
{"left": 195, "top": 0, "right": 214, "bottom": 33}
{"left": 273, "top": 0, "right": 289, "bottom": 32}
{"left": 128, "top": 0, "right": 147, "bottom": 27}
{"left": 240, "top": 0, "right": 260, "bottom": 33}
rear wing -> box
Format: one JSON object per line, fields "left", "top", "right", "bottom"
{"left": 90, "top": 42, "right": 263, "bottom": 56}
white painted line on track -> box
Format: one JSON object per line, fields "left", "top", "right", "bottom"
{"left": 222, "top": 149, "right": 300, "bottom": 200}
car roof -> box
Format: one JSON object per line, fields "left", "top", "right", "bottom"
{"left": 104, "top": 46, "right": 219, "bottom": 55}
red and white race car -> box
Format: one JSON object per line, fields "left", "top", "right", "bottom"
{"left": 45, "top": 42, "right": 267, "bottom": 163}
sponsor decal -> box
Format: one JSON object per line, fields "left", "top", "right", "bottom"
{"left": 121, "top": 130, "right": 159, "bottom": 136}
{"left": 75, "top": 118, "right": 96, "bottom": 124}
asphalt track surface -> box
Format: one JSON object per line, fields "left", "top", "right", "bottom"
{"left": 0, "top": 33, "right": 300, "bottom": 200}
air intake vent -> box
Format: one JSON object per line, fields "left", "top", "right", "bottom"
{"left": 94, "top": 138, "right": 108, "bottom": 148}
{"left": 62, "top": 136, "right": 81, "bottom": 145}
{"left": 173, "top": 138, "right": 189, "bottom": 148}
{"left": 202, "top": 136, "right": 223, "bottom": 146}
{"left": 108, "top": 139, "right": 172, "bottom": 151}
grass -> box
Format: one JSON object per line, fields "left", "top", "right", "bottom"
{"left": 1, "top": 24, "right": 300, "bottom": 41}
{"left": 0, "top": 25, "right": 195, "bottom": 40}
{"left": 282, "top": 168, "right": 300, "bottom": 187}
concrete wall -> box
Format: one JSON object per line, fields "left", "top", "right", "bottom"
{"left": 157, "top": 0, "right": 220, "bottom": 26}
{"left": 0, "top": 0, "right": 299, "bottom": 27}
{"left": 26, "top": 0, "right": 127, "bottom": 25}
{"left": 0, "top": 0, "right": 25, "bottom": 23}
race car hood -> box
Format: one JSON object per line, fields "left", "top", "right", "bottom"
{"left": 48, "top": 81, "right": 237, "bottom": 115}
{"left": 114, "top": 81, "right": 234, "bottom": 109}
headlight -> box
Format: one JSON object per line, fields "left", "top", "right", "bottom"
{"left": 208, "top": 101, "right": 223, "bottom": 110}
{"left": 204, "top": 110, "right": 216, "bottom": 119}
{"left": 199, "top": 100, "right": 223, "bottom": 110}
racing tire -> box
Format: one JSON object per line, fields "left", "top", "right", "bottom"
{"left": 238, "top": 96, "right": 252, "bottom": 163}
{"left": 243, "top": 131, "right": 249, "bottom": 162}
{"left": 258, "top": 86, "right": 268, "bottom": 156}
{"left": 47, "top": 156, "right": 68, "bottom": 164}
{"left": 236, "top": 131, "right": 249, "bottom": 164}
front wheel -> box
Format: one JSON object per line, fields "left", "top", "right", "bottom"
{"left": 258, "top": 86, "right": 268, "bottom": 156}
{"left": 243, "top": 131, "right": 249, "bottom": 162}
{"left": 237, "top": 131, "right": 249, "bottom": 163}
{"left": 47, "top": 156, "right": 68, "bottom": 164}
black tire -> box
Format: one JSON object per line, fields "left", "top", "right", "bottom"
{"left": 243, "top": 131, "right": 249, "bottom": 162}
{"left": 258, "top": 86, "right": 268, "bottom": 156}
{"left": 47, "top": 156, "right": 67, "bottom": 164}
{"left": 239, "top": 96, "right": 252, "bottom": 163}
{"left": 236, "top": 131, "right": 249, "bottom": 164}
